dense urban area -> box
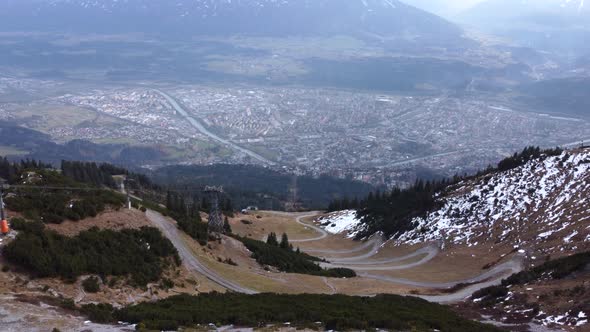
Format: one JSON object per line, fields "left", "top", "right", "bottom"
{"left": 1, "top": 76, "right": 589, "bottom": 187}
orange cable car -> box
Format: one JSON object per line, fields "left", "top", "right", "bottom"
{"left": 1, "top": 219, "right": 9, "bottom": 235}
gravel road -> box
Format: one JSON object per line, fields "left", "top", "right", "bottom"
{"left": 288, "top": 211, "right": 329, "bottom": 243}
{"left": 146, "top": 210, "right": 257, "bottom": 294}
{"left": 147, "top": 209, "right": 524, "bottom": 304}
{"left": 417, "top": 255, "right": 524, "bottom": 303}
{"left": 324, "top": 244, "right": 439, "bottom": 270}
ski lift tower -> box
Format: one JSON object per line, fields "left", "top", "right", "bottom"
{"left": 0, "top": 180, "right": 9, "bottom": 235}
{"left": 0, "top": 182, "right": 5, "bottom": 220}
{"left": 204, "top": 186, "right": 224, "bottom": 233}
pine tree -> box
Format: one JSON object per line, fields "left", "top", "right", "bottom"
{"left": 266, "top": 232, "right": 278, "bottom": 246}
{"left": 166, "top": 191, "right": 173, "bottom": 211}
{"left": 280, "top": 233, "right": 290, "bottom": 249}
{"left": 223, "top": 216, "right": 232, "bottom": 234}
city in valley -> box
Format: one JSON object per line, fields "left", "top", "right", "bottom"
{"left": 1, "top": 76, "right": 588, "bottom": 187}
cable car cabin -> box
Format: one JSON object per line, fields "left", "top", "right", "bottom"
{"left": 1, "top": 219, "right": 9, "bottom": 235}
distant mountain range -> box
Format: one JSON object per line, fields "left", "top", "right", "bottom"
{"left": 458, "top": 0, "right": 590, "bottom": 55}
{"left": 460, "top": 0, "right": 588, "bottom": 27}
{"left": 0, "top": 121, "right": 166, "bottom": 165}
{"left": 4, "top": 0, "right": 587, "bottom": 98}
{"left": 0, "top": 0, "right": 493, "bottom": 91}
{"left": 0, "top": 0, "right": 464, "bottom": 45}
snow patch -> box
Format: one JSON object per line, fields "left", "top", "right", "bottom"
{"left": 316, "top": 210, "right": 361, "bottom": 237}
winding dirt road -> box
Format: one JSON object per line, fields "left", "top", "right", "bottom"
{"left": 266, "top": 211, "right": 524, "bottom": 303}
{"left": 283, "top": 211, "right": 329, "bottom": 243}
{"left": 146, "top": 209, "right": 523, "bottom": 303}
{"left": 323, "top": 244, "right": 439, "bottom": 270}
{"left": 304, "top": 236, "right": 381, "bottom": 255}
{"left": 146, "top": 210, "right": 257, "bottom": 294}
{"left": 417, "top": 257, "right": 523, "bottom": 303}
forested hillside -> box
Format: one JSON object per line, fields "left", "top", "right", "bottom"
{"left": 61, "top": 160, "right": 155, "bottom": 190}
{"left": 4, "top": 220, "right": 179, "bottom": 286}
{"left": 153, "top": 164, "right": 376, "bottom": 210}
{"left": 0, "top": 159, "right": 126, "bottom": 223}
{"left": 1, "top": 158, "right": 181, "bottom": 288}
{"left": 105, "top": 293, "right": 502, "bottom": 331}
{"left": 165, "top": 191, "right": 209, "bottom": 245}
{"left": 0, "top": 121, "right": 166, "bottom": 165}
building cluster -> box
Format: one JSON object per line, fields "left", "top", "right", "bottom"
{"left": 2, "top": 79, "right": 590, "bottom": 188}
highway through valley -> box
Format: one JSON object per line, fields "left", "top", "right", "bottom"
{"left": 154, "top": 89, "right": 276, "bottom": 166}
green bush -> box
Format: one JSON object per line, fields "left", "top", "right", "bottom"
{"left": 3, "top": 225, "right": 179, "bottom": 286}
{"left": 58, "top": 298, "right": 76, "bottom": 310}
{"left": 474, "top": 251, "right": 590, "bottom": 305}
{"left": 473, "top": 285, "right": 508, "bottom": 300}
{"left": 81, "top": 303, "right": 115, "bottom": 323}
{"left": 111, "top": 293, "right": 502, "bottom": 331}
{"left": 235, "top": 235, "right": 355, "bottom": 278}
{"left": 160, "top": 278, "right": 174, "bottom": 290}
{"left": 4, "top": 170, "right": 125, "bottom": 224}
{"left": 504, "top": 251, "right": 590, "bottom": 285}
{"left": 176, "top": 215, "right": 209, "bottom": 246}
{"left": 321, "top": 267, "right": 357, "bottom": 278}
{"left": 82, "top": 276, "right": 101, "bottom": 293}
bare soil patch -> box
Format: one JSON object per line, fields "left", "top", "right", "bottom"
{"left": 46, "top": 209, "right": 152, "bottom": 236}
{"left": 229, "top": 211, "right": 318, "bottom": 241}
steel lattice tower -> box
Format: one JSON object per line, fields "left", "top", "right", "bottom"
{"left": 204, "top": 186, "right": 224, "bottom": 233}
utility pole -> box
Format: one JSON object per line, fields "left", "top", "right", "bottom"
{"left": 286, "top": 175, "right": 298, "bottom": 212}
{"left": 292, "top": 175, "right": 297, "bottom": 210}
{"left": 0, "top": 182, "right": 9, "bottom": 235}
{"left": 121, "top": 178, "right": 131, "bottom": 209}
{"left": 0, "top": 184, "right": 5, "bottom": 221}
{"left": 204, "top": 186, "right": 224, "bottom": 234}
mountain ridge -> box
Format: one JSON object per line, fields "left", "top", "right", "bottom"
{"left": 341, "top": 147, "right": 590, "bottom": 259}
{"left": 458, "top": 0, "right": 590, "bottom": 55}
{"left": 0, "top": 0, "right": 466, "bottom": 46}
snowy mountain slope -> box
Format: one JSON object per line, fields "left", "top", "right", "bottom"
{"left": 458, "top": 0, "right": 590, "bottom": 54}
{"left": 460, "top": 0, "right": 589, "bottom": 24}
{"left": 397, "top": 148, "right": 590, "bottom": 256}
{"left": 0, "top": 0, "right": 464, "bottom": 44}
{"left": 316, "top": 210, "right": 363, "bottom": 237}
